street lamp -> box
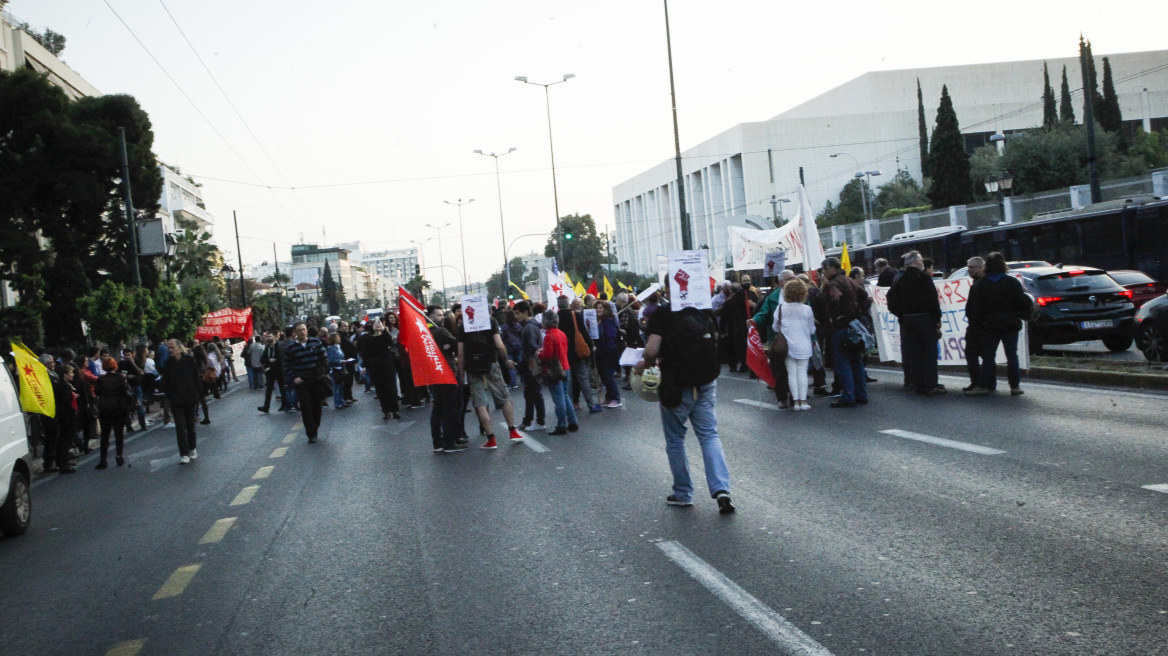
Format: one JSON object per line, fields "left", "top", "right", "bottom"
{"left": 443, "top": 198, "right": 475, "bottom": 294}
{"left": 425, "top": 223, "right": 451, "bottom": 304}
{"left": 515, "top": 74, "right": 575, "bottom": 268}
{"left": 984, "top": 171, "right": 1014, "bottom": 221}
{"left": 861, "top": 170, "right": 882, "bottom": 223}
{"left": 474, "top": 148, "right": 517, "bottom": 299}
{"left": 830, "top": 152, "right": 870, "bottom": 221}
{"left": 409, "top": 238, "right": 432, "bottom": 300}
{"left": 769, "top": 196, "right": 791, "bottom": 226}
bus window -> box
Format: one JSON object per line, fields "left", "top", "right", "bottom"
{"left": 1058, "top": 221, "right": 1083, "bottom": 262}
{"left": 1080, "top": 215, "right": 1121, "bottom": 259}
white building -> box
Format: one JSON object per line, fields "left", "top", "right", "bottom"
{"left": 158, "top": 165, "right": 215, "bottom": 237}
{"left": 612, "top": 49, "right": 1168, "bottom": 275}
{"left": 361, "top": 247, "right": 419, "bottom": 299}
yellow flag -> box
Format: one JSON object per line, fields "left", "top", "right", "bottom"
{"left": 573, "top": 281, "right": 586, "bottom": 296}
{"left": 617, "top": 280, "right": 630, "bottom": 291}
{"left": 840, "top": 242, "right": 852, "bottom": 274}
{"left": 603, "top": 276, "right": 615, "bottom": 299}
{"left": 508, "top": 280, "right": 530, "bottom": 300}
{"left": 12, "top": 340, "right": 55, "bottom": 418}
{"left": 562, "top": 271, "right": 573, "bottom": 287}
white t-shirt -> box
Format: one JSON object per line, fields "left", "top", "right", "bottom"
{"left": 773, "top": 301, "right": 816, "bottom": 360}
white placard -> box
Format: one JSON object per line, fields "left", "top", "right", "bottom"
{"left": 582, "top": 309, "right": 599, "bottom": 339}
{"left": 618, "top": 347, "right": 644, "bottom": 367}
{"left": 667, "top": 250, "right": 712, "bottom": 310}
{"left": 461, "top": 293, "right": 491, "bottom": 333}
{"left": 763, "top": 251, "right": 787, "bottom": 278}
{"left": 635, "top": 283, "right": 661, "bottom": 303}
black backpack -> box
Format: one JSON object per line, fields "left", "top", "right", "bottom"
{"left": 463, "top": 331, "right": 495, "bottom": 375}
{"left": 666, "top": 307, "right": 720, "bottom": 387}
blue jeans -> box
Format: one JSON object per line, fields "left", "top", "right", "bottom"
{"left": 247, "top": 367, "right": 264, "bottom": 389}
{"left": 830, "top": 328, "right": 868, "bottom": 404}
{"left": 660, "top": 381, "right": 731, "bottom": 502}
{"left": 980, "top": 328, "right": 1021, "bottom": 390}
{"left": 597, "top": 353, "right": 621, "bottom": 402}
{"left": 547, "top": 374, "right": 578, "bottom": 428}
{"left": 330, "top": 370, "right": 345, "bottom": 408}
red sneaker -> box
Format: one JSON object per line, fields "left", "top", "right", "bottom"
{"left": 509, "top": 428, "right": 524, "bottom": 442}
{"left": 480, "top": 436, "right": 498, "bottom": 450}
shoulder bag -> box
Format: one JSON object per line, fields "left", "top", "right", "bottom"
{"left": 768, "top": 305, "right": 789, "bottom": 359}
{"left": 570, "top": 312, "right": 592, "bottom": 359}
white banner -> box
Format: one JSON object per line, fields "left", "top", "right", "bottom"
{"left": 667, "top": 250, "right": 712, "bottom": 310}
{"left": 871, "top": 277, "right": 1029, "bottom": 369}
{"left": 461, "top": 293, "right": 491, "bottom": 333}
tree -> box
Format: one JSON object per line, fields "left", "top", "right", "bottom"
{"left": 1098, "top": 56, "right": 1124, "bottom": 144}
{"left": 320, "top": 260, "right": 344, "bottom": 315}
{"left": 1126, "top": 128, "right": 1168, "bottom": 171}
{"left": 146, "top": 283, "right": 200, "bottom": 342}
{"left": 261, "top": 271, "right": 290, "bottom": 286}
{"left": 429, "top": 291, "right": 446, "bottom": 307}
{"left": 404, "top": 275, "right": 430, "bottom": 302}
{"left": 25, "top": 27, "right": 66, "bottom": 56}
{"left": 1059, "top": 65, "right": 1076, "bottom": 124}
{"left": 247, "top": 293, "right": 286, "bottom": 333}
{"left": 816, "top": 178, "right": 868, "bottom": 227}
{"left": 544, "top": 213, "right": 605, "bottom": 275}
{"left": 76, "top": 280, "right": 150, "bottom": 347}
{"left": 994, "top": 122, "right": 1132, "bottom": 195}
{"left": 1042, "top": 63, "right": 1058, "bottom": 129}
{"left": 486, "top": 257, "right": 528, "bottom": 301}
{"left": 926, "top": 85, "right": 974, "bottom": 209}
{"left": 872, "top": 170, "right": 931, "bottom": 216}
{"left": 917, "top": 78, "right": 931, "bottom": 178}
{"left": 172, "top": 218, "right": 222, "bottom": 282}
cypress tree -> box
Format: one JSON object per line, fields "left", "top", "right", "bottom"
{"left": 321, "top": 259, "right": 342, "bottom": 315}
{"left": 1059, "top": 65, "right": 1076, "bottom": 123}
{"left": 926, "top": 85, "right": 973, "bottom": 209}
{"left": 1042, "top": 63, "right": 1058, "bottom": 128}
{"left": 917, "top": 78, "right": 931, "bottom": 178}
{"left": 1099, "top": 56, "right": 1124, "bottom": 144}
{"left": 1085, "top": 40, "right": 1102, "bottom": 114}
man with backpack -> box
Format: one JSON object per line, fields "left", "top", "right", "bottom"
{"left": 635, "top": 300, "right": 735, "bottom": 514}
{"left": 458, "top": 309, "right": 523, "bottom": 450}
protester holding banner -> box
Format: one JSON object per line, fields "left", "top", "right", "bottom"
{"left": 458, "top": 294, "right": 523, "bottom": 450}
{"left": 422, "top": 305, "right": 465, "bottom": 452}
{"left": 887, "top": 251, "right": 946, "bottom": 396}
{"left": 966, "top": 252, "right": 1032, "bottom": 397}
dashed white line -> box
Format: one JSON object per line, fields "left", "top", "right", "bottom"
{"left": 657, "top": 541, "right": 834, "bottom": 656}
{"left": 386, "top": 420, "right": 416, "bottom": 436}
{"left": 499, "top": 423, "right": 550, "bottom": 452}
{"left": 880, "top": 429, "right": 1005, "bottom": 456}
{"left": 735, "top": 398, "right": 781, "bottom": 411}
{"left": 1141, "top": 484, "right": 1168, "bottom": 494}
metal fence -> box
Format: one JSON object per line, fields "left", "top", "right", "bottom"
{"left": 1011, "top": 189, "right": 1072, "bottom": 222}
{"left": 1100, "top": 175, "right": 1153, "bottom": 202}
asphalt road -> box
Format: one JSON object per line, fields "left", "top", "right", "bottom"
{"left": 3, "top": 371, "right": 1167, "bottom": 656}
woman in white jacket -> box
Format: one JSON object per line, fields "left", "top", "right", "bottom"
{"left": 772, "top": 279, "right": 817, "bottom": 411}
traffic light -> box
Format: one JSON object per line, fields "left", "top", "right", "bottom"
{"left": 564, "top": 233, "right": 573, "bottom": 240}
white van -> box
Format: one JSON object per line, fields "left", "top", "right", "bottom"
{"left": 0, "top": 364, "right": 31, "bottom": 537}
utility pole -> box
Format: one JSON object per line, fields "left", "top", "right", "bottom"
{"left": 233, "top": 211, "right": 247, "bottom": 307}
{"left": 1079, "top": 35, "right": 1102, "bottom": 204}
{"left": 273, "top": 242, "right": 283, "bottom": 324}
{"left": 118, "top": 128, "right": 141, "bottom": 287}
{"left": 663, "top": 0, "right": 691, "bottom": 250}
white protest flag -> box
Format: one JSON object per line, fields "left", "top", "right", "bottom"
{"left": 547, "top": 270, "right": 577, "bottom": 304}
{"left": 727, "top": 187, "right": 824, "bottom": 272}
{"left": 797, "top": 184, "right": 825, "bottom": 272}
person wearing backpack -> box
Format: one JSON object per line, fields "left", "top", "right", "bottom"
{"left": 634, "top": 301, "right": 735, "bottom": 514}
{"left": 457, "top": 310, "right": 523, "bottom": 450}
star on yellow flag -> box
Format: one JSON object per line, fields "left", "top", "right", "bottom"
{"left": 12, "top": 340, "right": 55, "bottom": 418}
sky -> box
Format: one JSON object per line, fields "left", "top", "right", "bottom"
{"left": 8, "top": 0, "right": 1165, "bottom": 284}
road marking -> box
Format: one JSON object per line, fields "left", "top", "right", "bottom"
{"left": 499, "top": 423, "right": 549, "bottom": 452}
{"left": 127, "top": 445, "right": 170, "bottom": 462}
{"left": 657, "top": 541, "right": 834, "bottom": 656}
{"left": 1142, "top": 484, "right": 1168, "bottom": 493}
{"left": 880, "top": 429, "right": 1005, "bottom": 455}
{"left": 150, "top": 455, "right": 182, "bottom": 472}
{"left": 152, "top": 564, "right": 202, "bottom": 600}
{"left": 270, "top": 446, "right": 288, "bottom": 458}
{"left": 735, "top": 399, "right": 781, "bottom": 411}
{"left": 253, "top": 465, "right": 275, "bottom": 480}
{"left": 292, "top": 420, "right": 303, "bottom": 430}
{"left": 105, "top": 639, "right": 147, "bottom": 656}
{"left": 386, "top": 420, "right": 417, "bottom": 436}
{"left": 282, "top": 432, "right": 297, "bottom": 445}
{"left": 230, "top": 485, "right": 259, "bottom": 506}
{"left": 198, "top": 517, "right": 237, "bottom": 544}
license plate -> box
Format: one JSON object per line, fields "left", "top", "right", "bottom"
{"left": 1079, "top": 320, "right": 1112, "bottom": 330}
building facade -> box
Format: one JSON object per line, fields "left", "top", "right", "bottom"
{"left": 612, "top": 49, "right": 1168, "bottom": 275}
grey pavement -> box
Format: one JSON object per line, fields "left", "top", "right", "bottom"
{"left": 2, "top": 371, "right": 1167, "bottom": 655}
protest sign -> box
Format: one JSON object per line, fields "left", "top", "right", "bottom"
{"left": 460, "top": 293, "right": 491, "bottom": 333}
{"left": 667, "top": 250, "right": 712, "bottom": 310}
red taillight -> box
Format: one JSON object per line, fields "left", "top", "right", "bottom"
{"left": 1117, "top": 290, "right": 1133, "bottom": 300}
{"left": 1036, "top": 296, "right": 1062, "bottom": 306}
{"left": 1067, "top": 270, "right": 1086, "bottom": 276}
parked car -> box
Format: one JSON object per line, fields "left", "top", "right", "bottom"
{"left": 947, "top": 260, "right": 1053, "bottom": 280}
{"left": 1015, "top": 265, "right": 1137, "bottom": 353}
{"left": 0, "top": 363, "right": 31, "bottom": 537}
{"left": 1107, "top": 270, "right": 1168, "bottom": 308}
{"left": 1134, "top": 293, "right": 1168, "bottom": 362}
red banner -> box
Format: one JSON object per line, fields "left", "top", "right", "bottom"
{"left": 194, "top": 307, "right": 253, "bottom": 342}
{"left": 398, "top": 297, "right": 457, "bottom": 386}
{"left": 746, "top": 321, "right": 776, "bottom": 387}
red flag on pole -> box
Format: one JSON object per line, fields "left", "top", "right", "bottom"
{"left": 398, "top": 285, "right": 425, "bottom": 314}
{"left": 744, "top": 291, "right": 776, "bottom": 386}
{"left": 587, "top": 280, "right": 599, "bottom": 296}
{"left": 398, "top": 297, "right": 457, "bottom": 386}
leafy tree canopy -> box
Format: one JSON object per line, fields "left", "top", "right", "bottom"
{"left": 544, "top": 213, "right": 606, "bottom": 275}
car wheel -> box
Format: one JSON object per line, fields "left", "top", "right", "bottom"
{"left": 1140, "top": 323, "right": 1166, "bottom": 362}
{"left": 0, "top": 470, "right": 31, "bottom": 537}
{"left": 1101, "top": 335, "right": 1134, "bottom": 352}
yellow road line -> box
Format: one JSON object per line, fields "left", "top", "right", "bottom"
{"left": 230, "top": 485, "right": 259, "bottom": 506}
{"left": 105, "top": 639, "right": 146, "bottom": 656}
{"left": 270, "top": 446, "right": 288, "bottom": 458}
{"left": 198, "top": 517, "right": 237, "bottom": 544}
{"left": 281, "top": 432, "right": 297, "bottom": 445}
{"left": 253, "top": 465, "right": 275, "bottom": 479}
{"left": 152, "top": 564, "right": 202, "bottom": 600}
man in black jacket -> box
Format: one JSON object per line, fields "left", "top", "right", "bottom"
{"left": 160, "top": 339, "right": 202, "bottom": 463}
{"left": 887, "top": 250, "right": 945, "bottom": 395}
{"left": 966, "top": 252, "right": 1032, "bottom": 396}
{"left": 285, "top": 323, "right": 328, "bottom": 443}
{"left": 961, "top": 257, "right": 986, "bottom": 392}
{"left": 875, "top": 258, "right": 899, "bottom": 287}
{"left": 823, "top": 258, "right": 870, "bottom": 408}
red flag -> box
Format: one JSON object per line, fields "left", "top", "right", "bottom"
{"left": 746, "top": 322, "right": 776, "bottom": 387}
{"left": 587, "top": 280, "right": 599, "bottom": 296}
{"left": 195, "top": 307, "right": 253, "bottom": 341}
{"left": 398, "top": 285, "right": 425, "bottom": 314}
{"left": 398, "top": 297, "right": 457, "bottom": 386}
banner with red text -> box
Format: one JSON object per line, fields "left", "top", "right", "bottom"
{"left": 194, "top": 307, "right": 253, "bottom": 342}
{"left": 398, "top": 297, "right": 457, "bottom": 386}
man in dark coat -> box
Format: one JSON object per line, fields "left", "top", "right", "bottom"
{"left": 887, "top": 250, "right": 945, "bottom": 395}
{"left": 961, "top": 257, "right": 986, "bottom": 392}
{"left": 966, "top": 251, "right": 1032, "bottom": 396}
{"left": 159, "top": 339, "right": 202, "bottom": 463}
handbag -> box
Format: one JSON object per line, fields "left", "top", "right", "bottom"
{"left": 768, "top": 305, "right": 789, "bottom": 359}
{"left": 201, "top": 366, "right": 217, "bottom": 384}
{"left": 541, "top": 357, "right": 567, "bottom": 385}
{"left": 571, "top": 312, "right": 592, "bottom": 359}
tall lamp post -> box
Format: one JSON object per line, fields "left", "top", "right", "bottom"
{"left": 515, "top": 73, "right": 575, "bottom": 267}
{"left": 424, "top": 222, "right": 451, "bottom": 304}
{"left": 474, "top": 148, "right": 517, "bottom": 298}
{"left": 410, "top": 238, "right": 431, "bottom": 301}
{"left": 443, "top": 198, "right": 474, "bottom": 294}
{"left": 984, "top": 171, "right": 1014, "bottom": 222}
{"left": 769, "top": 196, "right": 791, "bottom": 226}
{"left": 861, "top": 170, "right": 882, "bottom": 222}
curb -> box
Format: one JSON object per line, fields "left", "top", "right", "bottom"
{"left": 869, "top": 362, "right": 1168, "bottom": 392}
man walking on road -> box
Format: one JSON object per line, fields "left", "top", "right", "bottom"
{"left": 458, "top": 309, "right": 523, "bottom": 449}
{"left": 635, "top": 300, "right": 735, "bottom": 514}
{"left": 887, "top": 250, "right": 946, "bottom": 396}
{"left": 285, "top": 322, "right": 328, "bottom": 443}
{"left": 823, "top": 257, "right": 871, "bottom": 408}
{"left": 513, "top": 301, "right": 547, "bottom": 431}
{"left": 160, "top": 339, "right": 202, "bottom": 464}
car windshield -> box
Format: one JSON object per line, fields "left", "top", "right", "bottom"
{"left": 1108, "top": 271, "right": 1155, "bottom": 286}
{"left": 1034, "top": 270, "right": 1121, "bottom": 293}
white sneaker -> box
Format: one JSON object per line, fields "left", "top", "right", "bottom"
{"left": 179, "top": 455, "right": 190, "bottom": 464}
{"left": 189, "top": 449, "right": 198, "bottom": 460}
{"left": 801, "top": 403, "right": 812, "bottom": 411}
